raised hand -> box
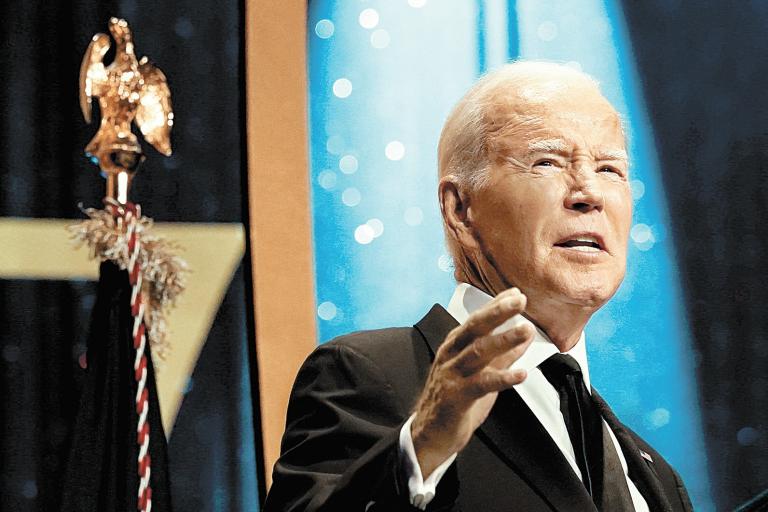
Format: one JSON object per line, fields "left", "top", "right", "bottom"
{"left": 410, "top": 288, "right": 534, "bottom": 478}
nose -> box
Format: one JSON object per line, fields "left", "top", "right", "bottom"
{"left": 563, "top": 169, "right": 604, "bottom": 213}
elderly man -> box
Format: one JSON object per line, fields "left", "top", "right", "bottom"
{"left": 264, "top": 61, "right": 693, "bottom": 512}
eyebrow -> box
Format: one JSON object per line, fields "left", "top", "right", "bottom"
{"left": 526, "top": 139, "right": 628, "bottom": 162}
{"left": 597, "top": 149, "right": 629, "bottom": 161}
{"left": 527, "top": 139, "right": 568, "bottom": 154}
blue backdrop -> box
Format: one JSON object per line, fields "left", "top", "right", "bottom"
{"left": 307, "top": 0, "right": 712, "bottom": 509}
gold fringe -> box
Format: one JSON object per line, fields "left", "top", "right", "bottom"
{"left": 69, "top": 206, "right": 188, "bottom": 360}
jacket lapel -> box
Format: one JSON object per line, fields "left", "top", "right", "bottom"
{"left": 477, "top": 389, "right": 597, "bottom": 512}
{"left": 591, "top": 389, "right": 673, "bottom": 512}
{"left": 415, "top": 305, "right": 596, "bottom": 512}
{"left": 414, "top": 304, "right": 458, "bottom": 356}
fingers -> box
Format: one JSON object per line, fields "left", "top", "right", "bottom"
{"left": 466, "top": 368, "right": 528, "bottom": 397}
{"left": 489, "top": 331, "right": 535, "bottom": 370}
{"left": 409, "top": 289, "right": 532, "bottom": 464}
{"left": 452, "top": 320, "right": 534, "bottom": 375}
{"left": 445, "top": 288, "right": 527, "bottom": 356}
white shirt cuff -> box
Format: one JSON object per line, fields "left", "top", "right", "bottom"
{"left": 398, "top": 414, "right": 457, "bottom": 510}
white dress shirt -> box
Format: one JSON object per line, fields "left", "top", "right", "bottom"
{"left": 399, "top": 283, "right": 649, "bottom": 511}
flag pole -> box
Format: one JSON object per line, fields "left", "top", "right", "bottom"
{"left": 70, "top": 17, "right": 181, "bottom": 512}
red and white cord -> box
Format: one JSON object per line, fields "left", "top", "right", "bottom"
{"left": 118, "top": 202, "right": 153, "bottom": 512}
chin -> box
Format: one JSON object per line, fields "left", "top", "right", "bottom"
{"left": 552, "top": 272, "right": 623, "bottom": 309}
{"left": 565, "top": 288, "right": 613, "bottom": 309}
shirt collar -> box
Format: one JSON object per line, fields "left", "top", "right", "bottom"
{"left": 445, "top": 283, "right": 592, "bottom": 390}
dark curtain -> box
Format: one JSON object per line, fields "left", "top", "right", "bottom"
{"left": 0, "top": 0, "right": 261, "bottom": 511}
{"left": 61, "top": 262, "right": 173, "bottom": 512}
{"left": 621, "top": 1, "right": 768, "bottom": 509}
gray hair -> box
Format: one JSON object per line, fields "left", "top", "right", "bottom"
{"left": 437, "top": 61, "right": 603, "bottom": 191}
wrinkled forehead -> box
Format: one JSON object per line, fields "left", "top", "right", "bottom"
{"left": 483, "top": 82, "right": 625, "bottom": 149}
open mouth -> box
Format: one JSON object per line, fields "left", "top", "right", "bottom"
{"left": 554, "top": 235, "right": 604, "bottom": 253}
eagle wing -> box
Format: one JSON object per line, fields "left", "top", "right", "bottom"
{"left": 136, "top": 57, "right": 173, "bottom": 156}
{"left": 79, "top": 33, "right": 111, "bottom": 123}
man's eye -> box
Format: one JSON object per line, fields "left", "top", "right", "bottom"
{"left": 534, "top": 160, "right": 556, "bottom": 167}
{"left": 599, "top": 166, "right": 621, "bottom": 175}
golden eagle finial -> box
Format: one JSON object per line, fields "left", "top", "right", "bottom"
{"left": 79, "top": 17, "right": 174, "bottom": 203}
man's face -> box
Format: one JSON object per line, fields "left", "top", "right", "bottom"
{"left": 466, "top": 85, "right": 632, "bottom": 311}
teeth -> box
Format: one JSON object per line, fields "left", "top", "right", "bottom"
{"left": 568, "top": 245, "right": 600, "bottom": 252}
{"left": 557, "top": 237, "right": 601, "bottom": 249}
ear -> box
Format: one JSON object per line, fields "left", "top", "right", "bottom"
{"left": 438, "top": 176, "right": 480, "bottom": 251}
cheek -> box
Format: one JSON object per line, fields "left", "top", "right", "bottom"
{"left": 511, "top": 179, "right": 567, "bottom": 219}
{"left": 494, "top": 192, "right": 555, "bottom": 248}
{"left": 607, "top": 187, "right": 633, "bottom": 235}
{"left": 474, "top": 181, "right": 542, "bottom": 232}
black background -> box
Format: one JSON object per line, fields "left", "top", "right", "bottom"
{"left": 622, "top": 2, "right": 768, "bottom": 507}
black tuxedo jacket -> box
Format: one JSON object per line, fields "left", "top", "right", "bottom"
{"left": 264, "top": 305, "right": 694, "bottom": 512}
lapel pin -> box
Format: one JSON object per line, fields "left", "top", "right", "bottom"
{"left": 640, "top": 450, "right": 654, "bottom": 463}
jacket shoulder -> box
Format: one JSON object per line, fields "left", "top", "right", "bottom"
{"left": 315, "top": 326, "right": 434, "bottom": 411}
{"left": 326, "top": 326, "right": 423, "bottom": 360}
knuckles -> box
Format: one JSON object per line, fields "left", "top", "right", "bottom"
{"left": 501, "top": 325, "right": 532, "bottom": 341}
{"left": 469, "top": 338, "right": 486, "bottom": 360}
{"left": 471, "top": 370, "right": 501, "bottom": 396}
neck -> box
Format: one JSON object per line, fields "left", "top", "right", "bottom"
{"left": 456, "top": 269, "right": 592, "bottom": 352}
{"left": 525, "top": 298, "right": 591, "bottom": 352}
